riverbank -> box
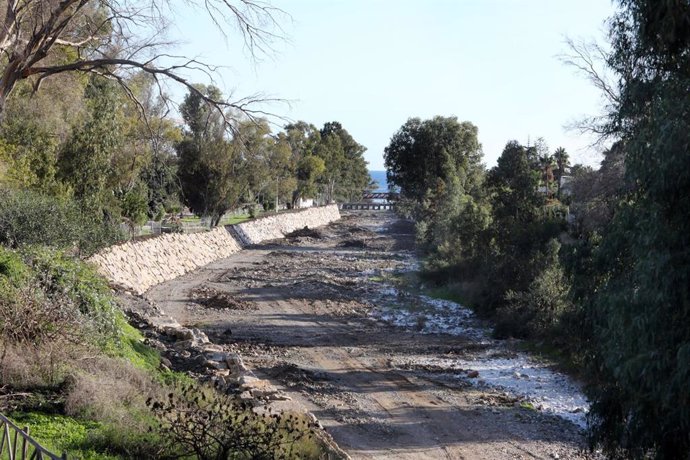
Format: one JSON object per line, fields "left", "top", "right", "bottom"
{"left": 146, "top": 210, "right": 595, "bottom": 459}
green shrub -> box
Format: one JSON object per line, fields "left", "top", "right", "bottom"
{"left": 23, "top": 247, "right": 119, "bottom": 345}
{"left": 0, "top": 188, "right": 122, "bottom": 257}
{"left": 496, "top": 239, "right": 572, "bottom": 339}
{"left": 0, "top": 246, "right": 28, "bottom": 282}
{"left": 0, "top": 247, "right": 119, "bottom": 349}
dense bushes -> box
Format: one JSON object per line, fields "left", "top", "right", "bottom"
{"left": 388, "top": 1, "right": 690, "bottom": 457}
{"left": 0, "top": 189, "right": 122, "bottom": 257}
{"left": 397, "top": 136, "right": 573, "bottom": 344}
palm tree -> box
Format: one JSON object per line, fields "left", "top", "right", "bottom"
{"left": 538, "top": 153, "right": 555, "bottom": 197}
{"left": 553, "top": 147, "right": 570, "bottom": 199}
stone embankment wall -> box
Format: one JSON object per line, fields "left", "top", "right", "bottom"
{"left": 232, "top": 204, "right": 340, "bottom": 245}
{"left": 89, "top": 205, "right": 340, "bottom": 294}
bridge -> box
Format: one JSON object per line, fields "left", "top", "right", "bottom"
{"left": 361, "top": 192, "right": 400, "bottom": 200}
{"left": 340, "top": 190, "right": 399, "bottom": 211}
{"left": 340, "top": 202, "right": 396, "bottom": 210}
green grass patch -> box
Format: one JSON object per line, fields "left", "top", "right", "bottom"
{"left": 221, "top": 214, "right": 252, "bottom": 225}
{"left": 104, "top": 315, "right": 159, "bottom": 372}
{"left": 424, "top": 285, "right": 468, "bottom": 306}
{"left": 519, "top": 401, "right": 536, "bottom": 411}
{"left": 9, "top": 412, "right": 118, "bottom": 460}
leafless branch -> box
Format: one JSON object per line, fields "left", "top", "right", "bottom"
{"left": 560, "top": 37, "right": 620, "bottom": 105}
{"left": 559, "top": 36, "right": 622, "bottom": 146}
{"left": 0, "top": 0, "right": 290, "bottom": 130}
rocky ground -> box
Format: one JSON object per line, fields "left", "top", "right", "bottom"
{"left": 144, "top": 211, "right": 595, "bottom": 460}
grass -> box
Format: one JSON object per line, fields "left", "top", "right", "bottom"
{"left": 519, "top": 401, "right": 537, "bottom": 411}
{"left": 220, "top": 214, "right": 251, "bottom": 225}
{"left": 108, "top": 314, "right": 194, "bottom": 387}
{"left": 424, "top": 285, "right": 468, "bottom": 306}
{"left": 105, "top": 315, "right": 160, "bottom": 372}
{"left": 8, "top": 412, "right": 118, "bottom": 460}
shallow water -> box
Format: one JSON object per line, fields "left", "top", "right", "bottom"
{"left": 370, "top": 288, "right": 589, "bottom": 428}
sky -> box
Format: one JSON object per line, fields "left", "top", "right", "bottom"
{"left": 168, "top": 0, "right": 616, "bottom": 170}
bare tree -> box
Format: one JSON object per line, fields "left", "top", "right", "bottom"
{"left": 0, "top": 0, "right": 286, "bottom": 123}
{"left": 559, "top": 37, "right": 622, "bottom": 141}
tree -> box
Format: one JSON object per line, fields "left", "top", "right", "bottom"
{"left": 0, "top": 0, "right": 285, "bottom": 123}
{"left": 488, "top": 141, "right": 544, "bottom": 224}
{"left": 319, "top": 121, "right": 369, "bottom": 202}
{"left": 176, "top": 86, "right": 244, "bottom": 226}
{"left": 234, "top": 119, "right": 274, "bottom": 206}
{"left": 314, "top": 131, "right": 344, "bottom": 203}
{"left": 538, "top": 153, "right": 555, "bottom": 197}
{"left": 384, "top": 116, "right": 483, "bottom": 203}
{"left": 553, "top": 147, "right": 570, "bottom": 199}
{"left": 268, "top": 132, "right": 298, "bottom": 210}
{"left": 284, "top": 122, "right": 322, "bottom": 207}
{"left": 384, "top": 116, "right": 487, "bottom": 282}
{"left": 295, "top": 155, "right": 325, "bottom": 205}
{"left": 148, "top": 383, "right": 318, "bottom": 460}
{"left": 585, "top": 1, "right": 690, "bottom": 457}
{"left": 57, "top": 76, "right": 124, "bottom": 217}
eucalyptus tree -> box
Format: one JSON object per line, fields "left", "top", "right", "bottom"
{"left": 586, "top": 1, "right": 690, "bottom": 456}
{"left": 384, "top": 116, "right": 483, "bottom": 203}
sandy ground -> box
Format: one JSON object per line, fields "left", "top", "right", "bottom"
{"left": 147, "top": 211, "right": 593, "bottom": 460}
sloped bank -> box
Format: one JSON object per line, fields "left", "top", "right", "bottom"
{"left": 88, "top": 205, "right": 340, "bottom": 294}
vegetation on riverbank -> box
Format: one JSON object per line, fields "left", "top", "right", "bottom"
{"left": 385, "top": 1, "right": 690, "bottom": 457}
{"left": 0, "top": 244, "right": 325, "bottom": 459}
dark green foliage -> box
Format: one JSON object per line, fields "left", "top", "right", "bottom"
{"left": 581, "top": 1, "right": 690, "bottom": 457}
{"left": 497, "top": 239, "right": 571, "bottom": 339}
{"left": 316, "top": 121, "right": 369, "bottom": 202}
{"left": 396, "top": 133, "right": 570, "bottom": 341}
{"left": 141, "top": 151, "right": 181, "bottom": 219}
{"left": 0, "top": 189, "right": 122, "bottom": 257}
{"left": 384, "top": 116, "right": 487, "bottom": 276}
{"left": 384, "top": 116, "right": 483, "bottom": 202}
{"left": 488, "top": 141, "right": 545, "bottom": 224}
{"left": 57, "top": 77, "right": 123, "bottom": 216}
{"left": 118, "top": 182, "right": 149, "bottom": 230}
{"left": 177, "top": 85, "right": 246, "bottom": 226}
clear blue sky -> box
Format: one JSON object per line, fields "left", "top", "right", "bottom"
{"left": 169, "top": 1, "right": 616, "bottom": 170}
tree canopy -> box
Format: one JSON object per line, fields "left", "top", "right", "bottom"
{"left": 384, "top": 116, "right": 483, "bottom": 202}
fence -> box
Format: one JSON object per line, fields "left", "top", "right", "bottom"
{"left": 0, "top": 414, "right": 64, "bottom": 460}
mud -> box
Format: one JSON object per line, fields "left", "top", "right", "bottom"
{"left": 147, "top": 211, "right": 596, "bottom": 460}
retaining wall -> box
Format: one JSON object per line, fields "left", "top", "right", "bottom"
{"left": 233, "top": 204, "right": 341, "bottom": 245}
{"left": 89, "top": 205, "right": 340, "bottom": 294}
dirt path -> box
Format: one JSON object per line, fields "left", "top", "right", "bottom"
{"left": 147, "top": 211, "right": 591, "bottom": 459}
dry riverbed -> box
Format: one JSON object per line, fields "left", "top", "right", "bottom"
{"left": 147, "top": 211, "right": 594, "bottom": 459}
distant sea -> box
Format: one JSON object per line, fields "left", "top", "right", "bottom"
{"left": 369, "top": 170, "right": 389, "bottom": 192}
